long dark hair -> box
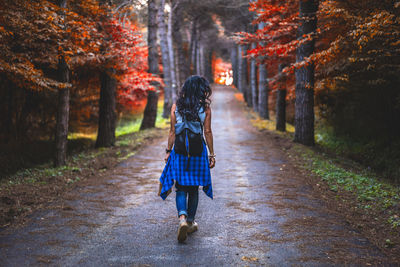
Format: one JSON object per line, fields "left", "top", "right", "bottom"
{"left": 176, "top": 75, "right": 212, "bottom": 121}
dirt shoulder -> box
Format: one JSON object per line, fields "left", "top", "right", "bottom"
{"left": 0, "top": 127, "right": 167, "bottom": 228}
{"left": 237, "top": 96, "right": 400, "bottom": 262}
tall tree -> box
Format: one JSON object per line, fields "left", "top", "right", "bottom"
{"left": 96, "top": 68, "right": 117, "bottom": 147}
{"left": 189, "top": 18, "right": 198, "bottom": 75}
{"left": 54, "top": 0, "right": 70, "bottom": 166}
{"left": 96, "top": 0, "right": 117, "bottom": 147}
{"left": 250, "top": 42, "right": 257, "bottom": 110}
{"left": 204, "top": 48, "right": 214, "bottom": 83}
{"left": 230, "top": 44, "right": 239, "bottom": 88}
{"left": 167, "top": 0, "right": 178, "bottom": 103}
{"left": 172, "top": 0, "right": 187, "bottom": 87}
{"left": 157, "top": 0, "right": 173, "bottom": 118}
{"left": 199, "top": 41, "right": 205, "bottom": 76}
{"left": 238, "top": 44, "right": 247, "bottom": 95}
{"left": 238, "top": 1, "right": 298, "bottom": 119}
{"left": 276, "top": 64, "right": 287, "bottom": 131}
{"left": 140, "top": 0, "right": 160, "bottom": 130}
{"left": 257, "top": 22, "right": 269, "bottom": 119}
{"left": 257, "top": 63, "right": 269, "bottom": 119}
{"left": 196, "top": 40, "right": 202, "bottom": 75}
{"left": 294, "top": 0, "right": 319, "bottom": 146}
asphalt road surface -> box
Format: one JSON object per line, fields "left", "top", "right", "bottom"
{"left": 0, "top": 85, "right": 395, "bottom": 266}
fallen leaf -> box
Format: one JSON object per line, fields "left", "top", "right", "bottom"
{"left": 241, "top": 256, "right": 259, "bottom": 262}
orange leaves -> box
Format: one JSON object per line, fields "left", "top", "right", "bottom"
{"left": 0, "top": 0, "right": 156, "bottom": 111}
{"left": 0, "top": 0, "right": 105, "bottom": 92}
{"left": 0, "top": 57, "right": 71, "bottom": 92}
{"left": 0, "top": 26, "right": 13, "bottom": 36}
{"left": 103, "top": 17, "right": 161, "bottom": 108}
{"left": 47, "top": 14, "right": 55, "bottom": 22}
{"left": 237, "top": 0, "right": 299, "bottom": 58}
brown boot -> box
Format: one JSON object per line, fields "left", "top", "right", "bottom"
{"left": 187, "top": 221, "right": 198, "bottom": 234}
{"left": 177, "top": 218, "right": 189, "bottom": 243}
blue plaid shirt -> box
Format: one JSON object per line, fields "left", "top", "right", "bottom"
{"left": 159, "top": 140, "right": 213, "bottom": 200}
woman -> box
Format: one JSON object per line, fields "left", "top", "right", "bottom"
{"left": 159, "top": 75, "right": 215, "bottom": 243}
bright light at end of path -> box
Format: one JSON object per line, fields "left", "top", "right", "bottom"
{"left": 214, "top": 58, "right": 233, "bottom": 86}
{"left": 215, "top": 70, "right": 233, "bottom": 86}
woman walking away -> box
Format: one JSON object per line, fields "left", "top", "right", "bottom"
{"left": 159, "top": 75, "right": 215, "bottom": 243}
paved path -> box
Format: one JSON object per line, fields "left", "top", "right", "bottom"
{"left": 0, "top": 85, "right": 394, "bottom": 266}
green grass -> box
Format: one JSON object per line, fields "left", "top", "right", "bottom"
{"left": 297, "top": 144, "right": 400, "bottom": 227}
{"left": 245, "top": 108, "right": 295, "bottom": 134}
{"left": 315, "top": 124, "right": 400, "bottom": 182}
{"left": 2, "top": 164, "right": 79, "bottom": 187}
{"left": 115, "top": 119, "right": 141, "bottom": 137}
{"left": 251, "top": 117, "right": 295, "bottom": 133}
{"left": 116, "top": 99, "right": 169, "bottom": 137}
{"left": 69, "top": 99, "right": 169, "bottom": 140}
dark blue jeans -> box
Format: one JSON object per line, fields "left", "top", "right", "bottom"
{"left": 175, "top": 182, "right": 199, "bottom": 223}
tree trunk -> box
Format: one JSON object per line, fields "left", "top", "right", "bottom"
{"left": 294, "top": 0, "right": 319, "bottom": 146}
{"left": 95, "top": 0, "right": 118, "bottom": 146}
{"left": 276, "top": 64, "right": 287, "bottom": 131}
{"left": 238, "top": 45, "right": 245, "bottom": 93}
{"left": 96, "top": 69, "right": 117, "bottom": 147}
{"left": 199, "top": 42, "right": 205, "bottom": 76}
{"left": 192, "top": 38, "right": 198, "bottom": 75}
{"left": 258, "top": 60, "right": 269, "bottom": 119}
{"left": 257, "top": 23, "right": 269, "bottom": 119}
{"left": 157, "top": 0, "right": 172, "bottom": 118}
{"left": 172, "top": 1, "right": 187, "bottom": 87}
{"left": 146, "top": 0, "right": 159, "bottom": 76}
{"left": 205, "top": 48, "right": 213, "bottom": 83}
{"left": 140, "top": 0, "right": 160, "bottom": 130}
{"left": 276, "top": 89, "right": 286, "bottom": 131}
{"left": 196, "top": 40, "right": 202, "bottom": 75}
{"left": 140, "top": 88, "right": 159, "bottom": 130}
{"left": 54, "top": 56, "right": 70, "bottom": 166}
{"left": 54, "top": 0, "right": 70, "bottom": 166}
{"left": 250, "top": 42, "right": 257, "bottom": 110}
{"left": 230, "top": 44, "right": 238, "bottom": 88}
{"left": 167, "top": 1, "right": 178, "bottom": 102}
{"left": 189, "top": 19, "right": 197, "bottom": 75}
{"left": 5, "top": 83, "right": 14, "bottom": 142}
{"left": 238, "top": 44, "right": 249, "bottom": 103}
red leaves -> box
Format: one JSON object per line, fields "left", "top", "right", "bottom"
{"left": 104, "top": 18, "right": 161, "bottom": 108}
{"left": 0, "top": 0, "right": 160, "bottom": 113}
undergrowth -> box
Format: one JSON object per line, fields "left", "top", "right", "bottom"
{"left": 296, "top": 145, "right": 400, "bottom": 228}
{"left": 315, "top": 124, "right": 400, "bottom": 183}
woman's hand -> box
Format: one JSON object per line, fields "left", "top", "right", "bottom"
{"left": 164, "top": 152, "right": 171, "bottom": 163}
{"left": 209, "top": 157, "right": 215, "bottom": 169}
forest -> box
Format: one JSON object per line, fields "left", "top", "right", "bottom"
{"left": 1, "top": 0, "right": 399, "bottom": 180}
{"left": 1, "top": 0, "right": 400, "bottom": 265}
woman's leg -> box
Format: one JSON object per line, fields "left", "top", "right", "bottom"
{"left": 176, "top": 190, "right": 188, "bottom": 218}
{"left": 187, "top": 186, "right": 199, "bottom": 223}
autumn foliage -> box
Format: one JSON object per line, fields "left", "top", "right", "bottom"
{"left": 236, "top": 0, "right": 298, "bottom": 96}
{"left": 238, "top": 0, "right": 400, "bottom": 177}
{"left": 0, "top": 0, "right": 158, "bottom": 140}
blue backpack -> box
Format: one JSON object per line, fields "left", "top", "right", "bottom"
{"left": 174, "top": 112, "right": 203, "bottom": 157}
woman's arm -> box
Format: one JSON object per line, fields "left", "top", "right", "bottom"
{"left": 164, "top": 104, "right": 176, "bottom": 163}
{"left": 203, "top": 107, "right": 215, "bottom": 168}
